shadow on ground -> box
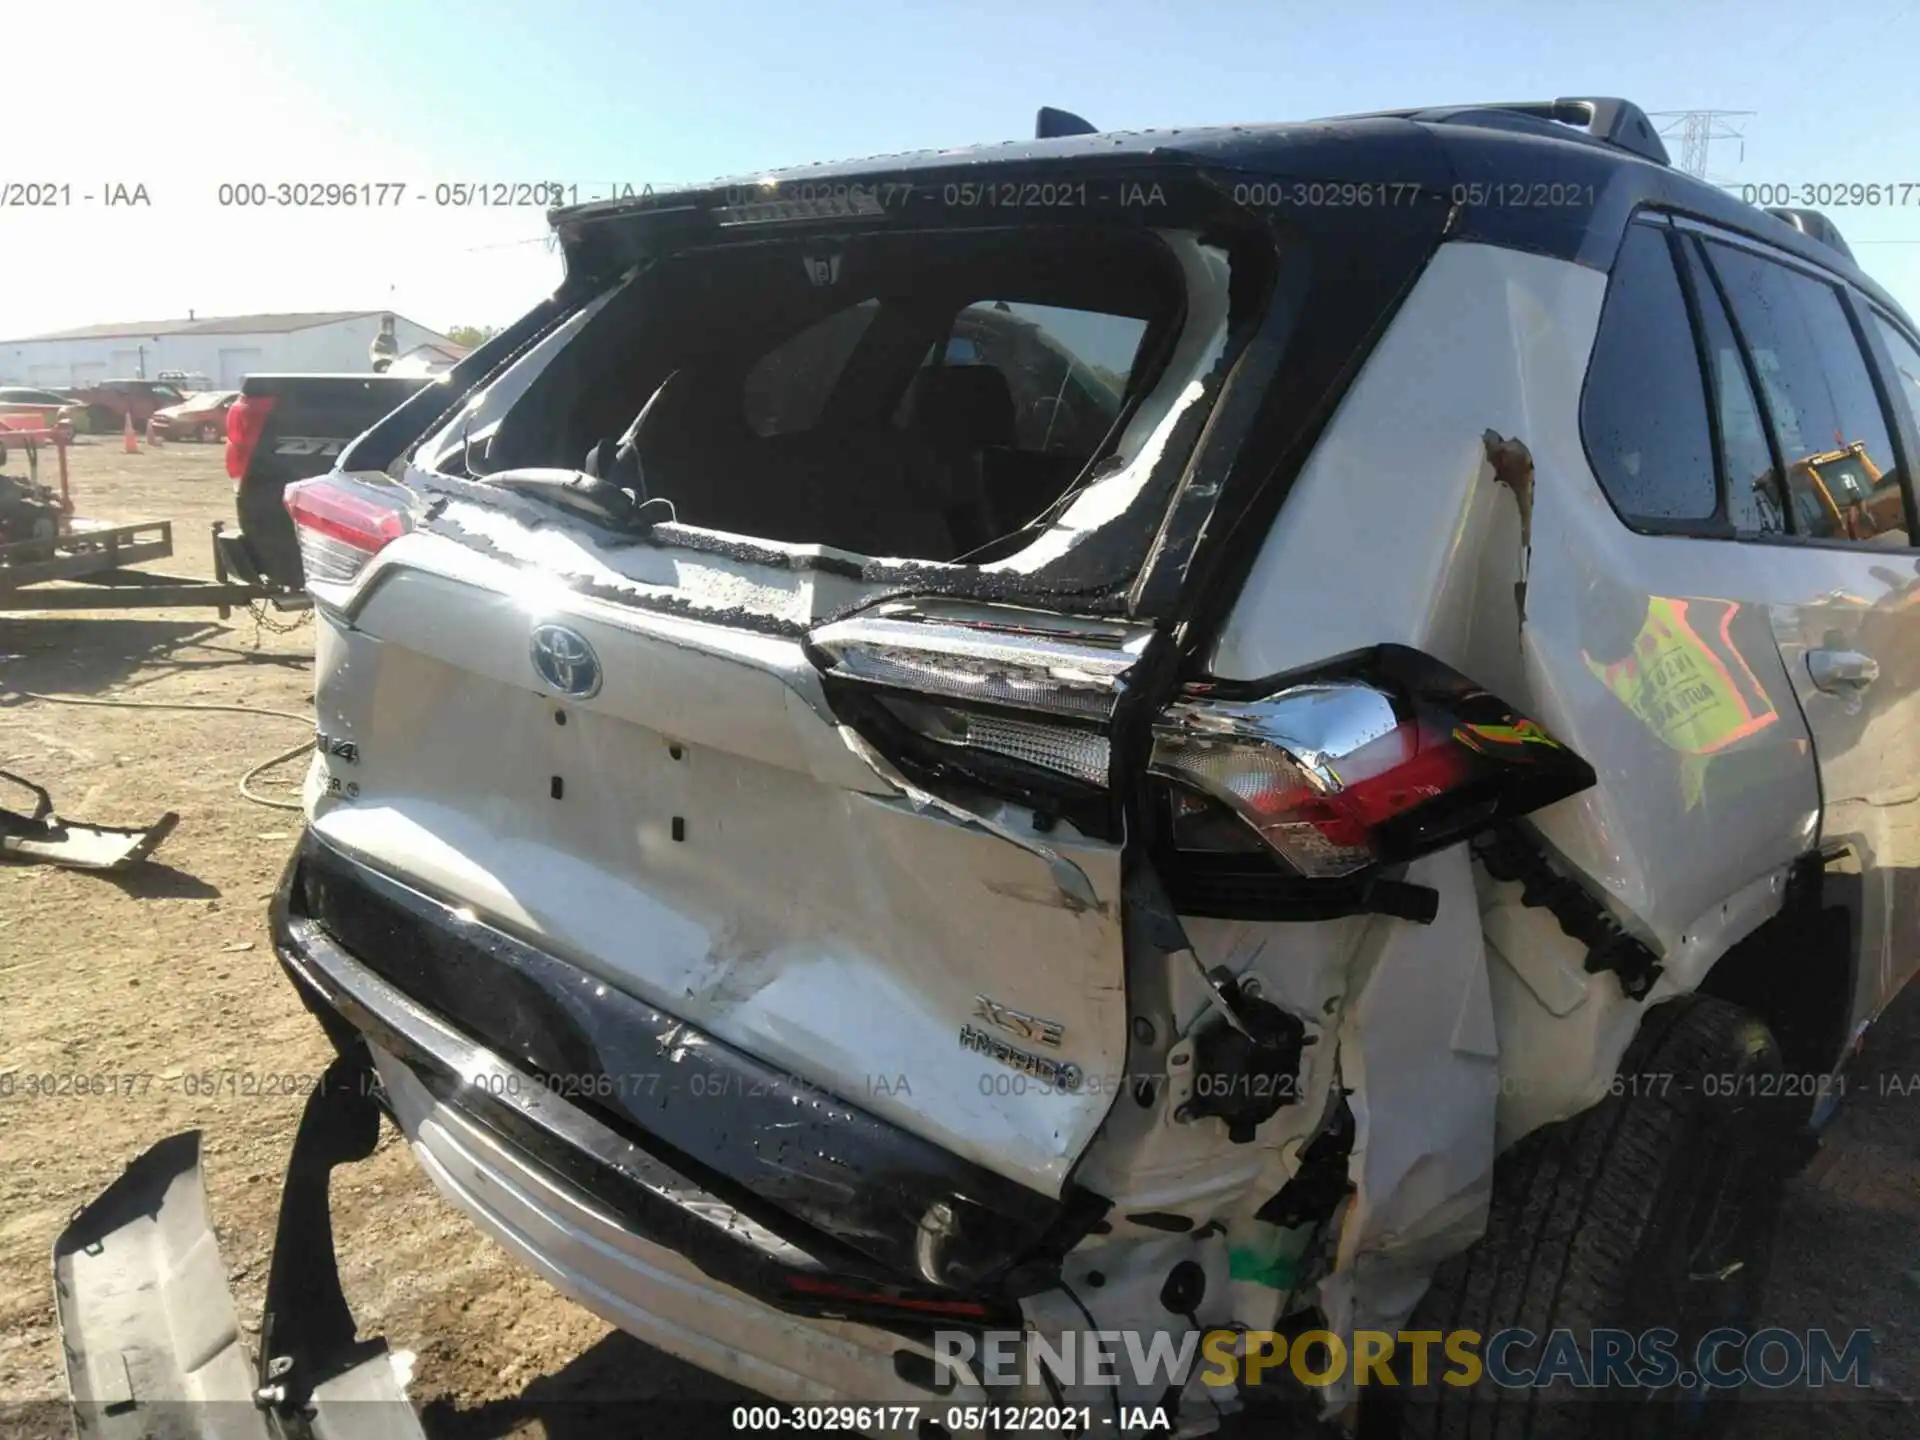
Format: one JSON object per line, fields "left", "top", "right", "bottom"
{"left": 0, "top": 617, "right": 229, "bottom": 698}
{"left": 420, "top": 1330, "right": 759, "bottom": 1440}
{"left": 101, "top": 860, "right": 220, "bottom": 900}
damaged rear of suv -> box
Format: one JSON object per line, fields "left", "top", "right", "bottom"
{"left": 57, "top": 98, "right": 1920, "bottom": 1439}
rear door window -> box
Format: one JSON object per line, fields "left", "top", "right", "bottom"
{"left": 1580, "top": 225, "right": 1719, "bottom": 524}
{"left": 1703, "top": 241, "right": 1908, "bottom": 546}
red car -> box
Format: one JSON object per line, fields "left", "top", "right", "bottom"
{"left": 66, "top": 378, "right": 190, "bottom": 431}
{"left": 149, "top": 390, "right": 239, "bottom": 443}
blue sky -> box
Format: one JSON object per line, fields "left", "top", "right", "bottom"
{"left": 4, "top": 0, "right": 1918, "bottom": 338}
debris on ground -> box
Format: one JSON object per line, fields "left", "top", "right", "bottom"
{"left": 0, "top": 770, "right": 179, "bottom": 871}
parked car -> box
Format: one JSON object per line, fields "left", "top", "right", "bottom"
{"left": 56, "top": 97, "right": 1920, "bottom": 1439}
{"left": 0, "top": 386, "right": 82, "bottom": 440}
{"left": 148, "top": 389, "right": 239, "bottom": 443}
{"left": 64, "top": 377, "right": 189, "bottom": 432}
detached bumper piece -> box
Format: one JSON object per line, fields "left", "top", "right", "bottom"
{"left": 53, "top": 1059, "right": 423, "bottom": 1439}
{"left": 0, "top": 771, "right": 178, "bottom": 871}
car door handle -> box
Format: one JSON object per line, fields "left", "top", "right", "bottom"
{"left": 1808, "top": 647, "right": 1880, "bottom": 693}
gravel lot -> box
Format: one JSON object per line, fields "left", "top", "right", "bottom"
{"left": 1, "top": 438, "right": 1915, "bottom": 1437}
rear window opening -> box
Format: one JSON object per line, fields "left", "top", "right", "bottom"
{"left": 420, "top": 224, "right": 1223, "bottom": 565}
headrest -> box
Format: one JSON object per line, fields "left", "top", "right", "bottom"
{"left": 901, "top": 364, "right": 1017, "bottom": 451}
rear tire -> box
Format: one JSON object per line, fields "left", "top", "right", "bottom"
{"left": 1386, "top": 996, "right": 1787, "bottom": 1440}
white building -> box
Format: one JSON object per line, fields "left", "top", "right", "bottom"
{"left": 386, "top": 340, "right": 472, "bottom": 377}
{"left": 0, "top": 311, "right": 455, "bottom": 390}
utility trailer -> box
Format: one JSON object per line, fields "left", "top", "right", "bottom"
{"left": 0, "top": 423, "right": 292, "bottom": 616}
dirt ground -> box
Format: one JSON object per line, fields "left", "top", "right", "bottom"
{"left": 2, "top": 438, "right": 1917, "bottom": 1438}
{"left": 0, "top": 439, "right": 749, "bottom": 1438}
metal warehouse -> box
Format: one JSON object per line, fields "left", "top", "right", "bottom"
{"left": 0, "top": 310, "right": 456, "bottom": 389}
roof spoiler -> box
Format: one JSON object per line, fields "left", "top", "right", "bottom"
{"left": 1323, "top": 96, "right": 1670, "bottom": 167}
{"left": 1036, "top": 106, "right": 1098, "bottom": 139}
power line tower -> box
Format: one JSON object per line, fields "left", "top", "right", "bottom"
{"left": 1648, "top": 110, "right": 1755, "bottom": 184}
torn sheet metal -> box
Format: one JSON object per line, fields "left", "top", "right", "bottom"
{"left": 1313, "top": 843, "right": 1499, "bottom": 1416}
{"left": 0, "top": 771, "right": 178, "bottom": 871}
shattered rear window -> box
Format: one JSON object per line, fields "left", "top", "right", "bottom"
{"left": 452, "top": 223, "right": 1209, "bottom": 566}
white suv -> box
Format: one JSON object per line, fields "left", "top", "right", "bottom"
{"left": 56, "top": 98, "right": 1920, "bottom": 1440}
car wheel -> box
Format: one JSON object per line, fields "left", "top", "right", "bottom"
{"left": 197, "top": 422, "right": 222, "bottom": 443}
{"left": 1385, "top": 995, "right": 1787, "bottom": 1440}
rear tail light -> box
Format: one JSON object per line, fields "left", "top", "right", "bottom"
{"left": 1150, "top": 646, "right": 1593, "bottom": 879}
{"left": 809, "top": 601, "right": 1149, "bottom": 834}
{"left": 877, "top": 697, "right": 1112, "bottom": 786}
{"left": 225, "top": 394, "right": 276, "bottom": 483}
{"left": 811, "top": 603, "right": 1591, "bottom": 880}
{"left": 284, "top": 473, "right": 413, "bottom": 585}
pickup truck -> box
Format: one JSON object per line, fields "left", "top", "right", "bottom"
{"left": 219, "top": 372, "right": 439, "bottom": 592}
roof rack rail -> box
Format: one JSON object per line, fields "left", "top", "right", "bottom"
{"left": 1322, "top": 97, "right": 1671, "bottom": 168}
{"left": 1764, "top": 207, "right": 1856, "bottom": 263}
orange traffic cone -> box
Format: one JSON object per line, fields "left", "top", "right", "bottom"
{"left": 122, "top": 412, "right": 139, "bottom": 454}
{"left": 147, "top": 415, "right": 162, "bottom": 447}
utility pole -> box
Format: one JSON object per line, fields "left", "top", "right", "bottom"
{"left": 1648, "top": 110, "right": 1755, "bottom": 184}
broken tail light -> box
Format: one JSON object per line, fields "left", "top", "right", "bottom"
{"left": 225, "top": 393, "right": 276, "bottom": 484}
{"left": 808, "top": 600, "right": 1151, "bottom": 834}
{"left": 1150, "top": 646, "right": 1594, "bottom": 879}
{"left": 284, "top": 473, "right": 414, "bottom": 586}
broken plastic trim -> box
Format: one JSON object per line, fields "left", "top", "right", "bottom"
{"left": 53, "top": 1053, "right": 423, "bottom": 1440}
{"left": 0, "top": 770, "right": 178, "bottom": 871}
{"left": 1472, "top": 822, "right": 1664, "bottom": 999}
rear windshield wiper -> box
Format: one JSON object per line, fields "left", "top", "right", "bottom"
{"left": 472, "top": 372, "right": 682, "bottom": 536}
{"left": 480, "top": 470, "right": 675, "bottom": 536}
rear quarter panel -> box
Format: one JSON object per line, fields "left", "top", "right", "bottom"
{"left": 1207, "top": 239, "right": 1821, "bottom": 1138}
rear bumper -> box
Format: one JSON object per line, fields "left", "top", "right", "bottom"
{"left": 275, "top": 830, "right": 1094, "bottom": 1309}
{"left": 268, "top": 830, "right": 1091, "bottom": 1405}
{"left": 371, "top": 1041, "right": 995, "bottom": 1411}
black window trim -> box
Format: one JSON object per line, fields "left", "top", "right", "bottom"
{"left": 1577, "top": 214, "right": 1729, "bottom": 539}
{"left": 1854, "top": 300, "right": 1920, "bottom": 545}
{"left": 1670, "top": 214, "right": 1855, "bottom": 292}
{"left": 1675, "top": 229, "right": 1794, "bottom": 540}
{"left": 1662, "top": 221, "right": 1738, "bottom": 538}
